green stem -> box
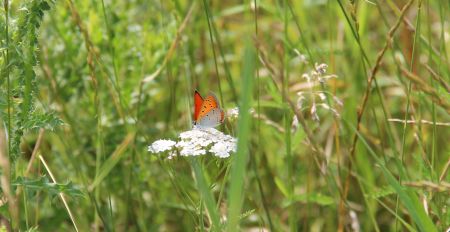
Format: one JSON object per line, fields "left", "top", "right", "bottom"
{"left": 226, "top": 42, "right": 255, "bottom": 232}
{"left": 4, "top": 0, "right": 11, "bottom": 160}
{"left": 283, "top": 1, "right": 296, "bottom": 231}
{"left": 4, "top": 0, "right": 14, "bottom": 228}
{"left": 191, "top": 159, "right": 221, "bottom": 231}
{"left": 254, "top": 0, "right": 274, "bottom": 230}
{"left": 397, "top": 1, "right": 421, "bottom": 229}
{"left": 201, "top": 0, "right": 224, "bottom": 106}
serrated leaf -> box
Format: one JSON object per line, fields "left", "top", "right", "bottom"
{"left": 12, "top": 176, "right": 84, "bottom": 199}
{"left": 22, "top": 111, "right": 63, "bottom": 131}
{"left": 40, "top": 1, "right": 51, "bottom": 10}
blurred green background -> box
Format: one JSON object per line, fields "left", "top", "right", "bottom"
{"left": 0, "top": 0, "right": 449, "bottom": 231}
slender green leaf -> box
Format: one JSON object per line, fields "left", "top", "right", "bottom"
{"left": 89, "top": 133, "right": 135, "bottom": 190}
{"left": 226, "top": 41, "right": 255, "bottom": 231}
{"left": 191, "top": 159, "right": 221, "bottom": 231}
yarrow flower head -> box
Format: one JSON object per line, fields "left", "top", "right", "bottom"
{"left": 148, "top": 139, "right": 176, "bottom": 153}
{"left": 148, "top": 128, "right": 237, "bottom": 159}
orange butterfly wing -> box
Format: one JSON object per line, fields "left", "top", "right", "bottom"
{"left": 193, "top": 90, "right": 204, "bottom": 121}
{"left": 196, "top": 93, "right": 221, "bottom": 122}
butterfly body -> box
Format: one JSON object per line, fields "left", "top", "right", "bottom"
{"left": 193, "top": 91, "right": 224, "bottom": 128}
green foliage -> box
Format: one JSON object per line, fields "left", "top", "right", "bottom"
{"left": 22, "top": 111, "right": 64, "bottom": 131}
{"left": 0, "top": 0, "right": 449, "bottom": 231}
{"left": 1, "top": 1, "right": 63, "bottom": 229}
{"left": 12, "top": 176, "right": 84, "bottom": 199}
{"left": 349, "top": 120, "right": 438, "bottom": 232}
{"left": 1, "top": 0, "right": 57, "bottom": 160}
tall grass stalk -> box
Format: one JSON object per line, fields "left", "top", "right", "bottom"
{"left": 39, "top": 154, "right": 80, "bottom": 232}
{"left": 226, "top": 42, "right": 255, "bottom": 231}
{"left": 65, "top": 1, "right": 107, "bottom": 229}
{"left": 282, "top": 1, "right": 296, "bottom": 231}
{"left": 2, "top": 0, "right": 15, "bottom": 227}
{"left": 340, "top": 1, "right": 414, "bottom": 229}
{"left": 0, "top": 123, "right": 17, "bottom": 231}
{"left": 397, "top": 0, "right": 422, "bottom": 229}
{"left": 202, "top": 0, "right": 224, "bottom": 105}
{"left": 253, "top": 0, "right": 274, "bottom": 229}
{"left": 3, "top": 0, "right": 11, "bottom": 160}
{"left": 210, "top": 11, "right": 237, "bottom": 104}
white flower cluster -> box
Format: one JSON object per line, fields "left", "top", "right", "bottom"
{"left": 148, "top": 139, "right": 176, "bottom": 153}
{"left": 148, "top": 128, "right": 237, "bottom": 159}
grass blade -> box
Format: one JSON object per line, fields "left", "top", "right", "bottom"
{"left": 226, "top": 41, "right": 255, "bottom": 231}
{"left": 89, "top": 133, "right": 135, "bottom": 190}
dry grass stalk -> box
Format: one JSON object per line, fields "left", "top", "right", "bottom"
{"left": 66, "top": 0, "right": 125, "bottom": 120}
{"left": 388, "top": 119, "right": 450, "bottom": 126}
{"left": 15, "top": 129, "right": 46, "bottom": 201}
{"left": 25, "top": 129, "right": 45, "bottom": 176}
{"left": 403, "top": 181, "right": 450, "bottom": 192}
{"left": 39, "top": 154, "right": 80, "bottom": 232}
{"left": 341, "top": 0, "right": 415, "bottom": 229}
{"left": 0, "top": 125, "right": 18, "bottom": 229}
{"left": 439, "top": 158, "right": 450, "bottom": 182}
{"left": 399, "top": 66, "right": 450, "bottom": 114}
{"left": 424, "top": 64, "right": 450, "bottom": 93}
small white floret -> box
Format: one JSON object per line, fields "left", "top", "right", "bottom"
{"left": 148, "top": 139, "right": 176, "bottom": 153}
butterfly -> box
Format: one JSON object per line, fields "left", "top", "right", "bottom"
{"left": 193, "top": 90, "right": 225, "bottom": 128}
